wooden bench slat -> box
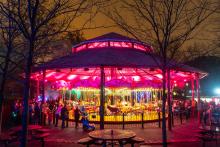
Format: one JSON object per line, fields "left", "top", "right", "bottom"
{"left": 78, "top": 137, "right": 95, "bottom": 145}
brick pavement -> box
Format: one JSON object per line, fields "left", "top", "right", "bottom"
{"left": 2, "top": 117, "right": 220, "bottom": 147}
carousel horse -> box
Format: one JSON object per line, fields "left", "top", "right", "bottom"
{"left": 107, "top": 105, "right": 120, "bottom": 114}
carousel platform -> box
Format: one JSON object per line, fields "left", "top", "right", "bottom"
{"left": 68, "top": 111, "right": 165, "bottom": 124}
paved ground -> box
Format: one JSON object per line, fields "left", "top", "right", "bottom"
{"left": 2, "top": 117, "right": 220, "bottom": 147}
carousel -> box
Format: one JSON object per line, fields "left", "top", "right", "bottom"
{"left": 31, "top": 32, "right": 206, "bottom": 125}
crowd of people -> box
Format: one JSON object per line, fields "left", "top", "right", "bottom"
{"left": 200, "top": 100, "right": 220, "bottom": 126}
{"left": 10, "top": 98, "right": 220, "bottom": 130}
{"left": 11, "top": 99, "right": 95, "bottom": 130}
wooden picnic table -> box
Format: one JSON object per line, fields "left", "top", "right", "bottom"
{"left": 4, "top": 125, "right": 50, "bottom": 147}
{"left": 89, "top": 129, "right": 136, "bottom": 147}
{"left": 199, "top": 125, "right": 220, "bottom": 133}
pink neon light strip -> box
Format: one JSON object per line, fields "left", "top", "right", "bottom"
{"left": 72, "top": 41, "right": 152, "bottom": 53}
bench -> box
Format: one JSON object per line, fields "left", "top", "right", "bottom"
{"left": 34, "top": 128, "right": 50, "bottom": 134}
{"left": 197, "top": 135, "right": 218, "bottom": 147}
{"left": 32, "top": 133, "right": 50, "bottom": 147}
{"left": 0, "top": 133, "right": 13, "bottom": 147}
{"left": 123, "top": 137, "right": 145, "bottom": 147}
{"left": 0, "top": 132, "right": 19, "bottom": 147}
{"left": 78, "top": 137, "right": 95, "bottom": 147}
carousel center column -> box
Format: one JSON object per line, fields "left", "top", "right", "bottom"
{"left": 100, "top": 66, "right": 105, "bottom": 129}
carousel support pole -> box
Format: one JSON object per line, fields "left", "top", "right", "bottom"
{"left": 191, "top": 79, "right": 195, "bottom": 117}
{"left": 171, "top": 86, "right": 174, "bottom": 127}
{"left": 167, "top": 69, "right": 172, "bottom": 131}
{"left": 100, "top": 66, "right": 105, "bottom": 129}
{"left": 42, "top": 70, "right": 46, "bottom": 103}
{"left": 196, "top": 74, "right": 201, "bottom": 124}
{"left": 40, "top": 70, "right": 46, "bottom": 125}
{"left": 37, "top": 77, "right": 40, "bottom": 98}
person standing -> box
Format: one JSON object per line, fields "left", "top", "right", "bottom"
{"left": 55, "top": 104, "right": 62, "bottom": 127}
{"left": 41, "top": 103, "right": 48, "bottom": 125}
{"left": 33, "top": 102, "right": 40, "bottom": 124}
{"left": 61, "top": 104, "right": 68, "bottom": 128}
{"left": 29, "top": 102, "right": 34, "bottom": 124}
{"left": 66, "top": 107, "right": 69, "bottom": 128}
{"left": 74, "top": 106, "right": 80, "bottom": 128}
{"left": 48, "top": 103, "right": 54, "bottom": 125}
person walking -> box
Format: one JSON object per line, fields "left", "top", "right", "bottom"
{"left": 74, "top": 106, "right": 80, "bottom": 128}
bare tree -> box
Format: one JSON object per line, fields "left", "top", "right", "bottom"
{"left": 0, "top": 0, "right": 101, "bottom": 146}
{"left": 103, "top": 0, "right": 217, "bottom": 146}
{"left": 0, "top": 0, "right": 24, "bottom": 133}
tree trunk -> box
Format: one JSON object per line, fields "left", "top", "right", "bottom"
{"left": 21, "top": 41, "right": 34, "bottom": 147}
{"left": 162, "top": 68, "right": 167, "bottom": 147}
{"left": 0, "top": 92, "right": 4, "bottom": 133}
{"left": 167, "top": 69, "right": 172, "bottom": 131}
{"left": 0, "top": 38, "right": 13, "bottom": 133}
{"left": 0, "top": 75, "right": 7, "bottom": 133}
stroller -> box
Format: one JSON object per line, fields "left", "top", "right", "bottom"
{"left": 81, "top": 116, "right": 95, "bottom": 131}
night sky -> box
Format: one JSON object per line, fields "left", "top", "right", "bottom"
{"left": 73, "top": 1, "right": 220, "bottom": 55}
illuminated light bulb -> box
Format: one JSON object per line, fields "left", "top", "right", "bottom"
{"left": 155, "top": 74, "right": 163, "bottom": 79}
{"left": 214, "top": 88, "right": 220, "bottom": 95}
{"left": 67, "top": 75, "right": 77, "bottom": 80}
{"left": 132, "top": 76, "right": 140, "bottom": 81}
{"left": 177, "top": 72, "right": 187, "bottom": 77}
{"left": 106, "top": 76, "right": 111, "bottom": 81}
{"left": 55, "top": 73, "right": 66, "bottom": 79}
{"left": 46, "top": 72, "right": 56, "bottom": 78}
{"left": 80, "top": 76, "right": 90, "bottom": 80}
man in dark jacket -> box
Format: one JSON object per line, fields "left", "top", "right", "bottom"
{"left": 61, "top": 104, "right": 68, "bottom": 128}
{"left": 74, "top": 106, "right": 80, "bottom": 128}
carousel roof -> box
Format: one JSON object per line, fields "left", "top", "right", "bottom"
{"left": 32, "top": 32, "right": 207, "bottom": 88}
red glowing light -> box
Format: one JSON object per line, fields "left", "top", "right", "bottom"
{"left": 55, "top": 73, "right": 66, "bottom": 79}
{"left": 46, "top": 72, "right": 56, "bottom": 78}
{"left": 155, "top": 74, "right": 163, "bottom": 79}
{"left": 80, "top": 76, "right": 90, "bottom": 80}
{"left": 134, "top": 43, "right": 150, "bottom": 52}
{"left": 67, "top": 75, "right": 77, "bottom": 80}
{"left": 88, "top": 42, "right": 108, "bottom": 48}
{"left": 110, "top": 41, "right": 132, "bottom": 48}
{"left": 74, "top": 44, "right": 87, "bottom": 52}
{"left": 72, "top": 40, "right": 152, "bottom": 53}
{"left": 177, "top": 72, "right": 187, "bottom": 77}
{"left": 132, "top": 76, "right": 141, "bottom": 81}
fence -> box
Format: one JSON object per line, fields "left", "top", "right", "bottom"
{"left": 69, "top": 111, "right": 165, "bottom": 129}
